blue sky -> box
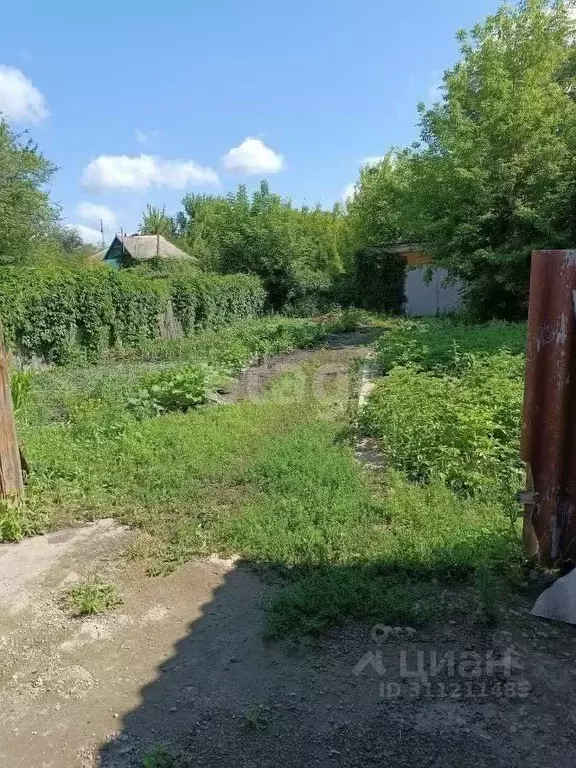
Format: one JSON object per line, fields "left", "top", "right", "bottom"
{"left": 0, "top": 0, "right": 500, "bottom": 244}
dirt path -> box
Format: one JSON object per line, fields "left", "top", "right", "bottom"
{"left": 2, "top": 332, "right": 576, "bottom": 767}
{"left": 222, "top": 329, "right": 379, "bottom": 403}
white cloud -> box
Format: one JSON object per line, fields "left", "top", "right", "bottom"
{"left": 360, "top": 155, "right": 385, "bottom": 167}
{"left": 66, "top": 224, "right": 104, "bottom": 246}
{"left": 222, "top": 137, "right": 285, "bottom": 174}
{"left": 81, "top": 154, "right": 219, "bottom": 193}
{"left": 341, "top": 183, "right": 356, "bottom": 203}
{"left": 0, "top": 65, "right": 48, "bottom": 123}
{"left": 77, "top": 202, "right": 118, "bottom": 231}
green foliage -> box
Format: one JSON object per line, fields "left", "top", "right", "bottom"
{"left": 347, "top": 1, "right": 576, "bottom": 319}
{"left": 347, "top": 151, "right": 417, "bottom": 248}
{"left": 129, "top": 363, "right": 228, "bottom": 416}
{"left": 361, "top": 355, "right": 524, "bottom": 496}
{"left": 153, "top": 181, "right": 352, "bottom": 311}
{"left": 364, "top": 319, "right": 525, "bottom": 502}
{"left": 140, "top": 204, "right": 179, "bottom": 240}
{"left": 319, "top": 307, "right": 371, "bottom": 333}
{"left": 353, "top": 247, "right": 406, "bottom": 313}
{"left": 17, "top": 321, "right": 518, "bottom": 635}
{"left": 0, "top": 499, "right": 45, "bottom": 542}
{"left": 375, "top": 318, "right": 527, "bottom": 373}
{"left": 10, "top": 370, "right": 32, "bottom": 413}
{"left": 413, "top": 0, "right": 576, "bottom": 319}
{"left": 66, "top": 578, "right": 122, "bottom": 616}
{"left": 141, "top": 746, "right": 176, "bottom": 768}
{"left": 0, "top": 264, "right": 265, "bottom": 363}
{"left": 0, "top": 120, "right": 58, "bottom": 266}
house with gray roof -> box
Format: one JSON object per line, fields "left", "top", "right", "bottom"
{"left": 100, "top": 234, "right": 197, "bottom": 268}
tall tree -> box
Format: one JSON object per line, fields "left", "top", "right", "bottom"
{"left": 411, "top": 0, "right": 576, "bottom": 317}
{"left": 347, "top": 0, "right": 576, "bottom": 318}
{"left": 0, "top": 120, "right": 57, "bottom": 266}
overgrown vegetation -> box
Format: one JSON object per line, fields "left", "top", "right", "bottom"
{"left": 362, "top": 354, "right": 524, "bottom": 497}
{"left": 363, "top": 318, "right": 525, "bottom": 499}
{"left": 141, "top": 182, "right": 353, "bottom": 312}
{"left": 374, "top": 318, "right": 527, "bottom": 374}
{"left": 0, "top": 498, "right": 45, "bottom": 542}
{"left": 0, "top": 264, "right": 265, "bottom": 363}
{"left": 127, "top": 363, "right": 229, "bottom": 417}
{"left": 10, "top": 314, "right": 522, "bottom": 635}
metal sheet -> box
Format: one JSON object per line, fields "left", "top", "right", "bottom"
{"left": 521, "top": 250, "right": 576, "bottom": 565}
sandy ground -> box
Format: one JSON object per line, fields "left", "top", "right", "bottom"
{"left": 2, "top": 333, "right": 576, "bottom": 767}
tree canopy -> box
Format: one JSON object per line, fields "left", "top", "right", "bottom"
{"left": 142, "top": 181, "right": 352, "bottom": 310}
{"left": 348, "top": 0, "right": 576, "bottom": 318}
{"left": 0, "top": 120, "right": 58, "bottom": 266}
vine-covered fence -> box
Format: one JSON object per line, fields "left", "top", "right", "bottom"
{"left": 0, "top": 266, "right": 266, "bottom": 364}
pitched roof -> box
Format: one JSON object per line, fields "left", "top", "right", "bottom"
{"left": 109, "top": 234, "right": 196, "bottom": 262}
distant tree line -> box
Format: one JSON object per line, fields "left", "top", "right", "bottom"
{"left": 140, "top": 182, "right": 354, "bottom": 312}
{"left": 3, "top": 1, "right": 576, "bottom": 319}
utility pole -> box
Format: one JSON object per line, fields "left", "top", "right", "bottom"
{"left": 100, "top": 218, "right": 105, "bottom": 249}
{"left": 0, "top": 319, "right": 23, "bottom": 499}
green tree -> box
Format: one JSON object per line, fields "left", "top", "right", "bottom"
{"left": 157, "top": 181, "right": 352, "bottom": 310}
{"left": 347, "top": 151, "right": 416, "bottom": 250}
{"left": 347, "top": 0, "right": 576, "bottom": 318}
{"left": 140, "top": 204, "right": 177, "bottom": 239}
{"left": 411, "top": 0, "right": 576, "bottom": 318}
{"left": 0, "top": 120, "right": 58, "bottom": 266}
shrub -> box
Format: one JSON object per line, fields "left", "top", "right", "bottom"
{"left": 361, "top": 353, "right": 524, "bottom": 497}
{"left": 0, "top": 265, "right": 265, "bottom": 364}
{"left": 375, "top": 318, "right": 527, "bottom": 374}
{"left": 128, "top": 363, "right": 228, "bottom": 417}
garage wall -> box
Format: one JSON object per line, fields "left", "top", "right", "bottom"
{"left": 404, "top": 267, "right": 463, "bottom": 316}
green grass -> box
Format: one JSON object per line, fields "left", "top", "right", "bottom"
{"left": 66, "top": 578, "right": 122, "bottom": 616}
{"left": 221, "top": 434, "right": 516, "bottom": 635}
{"left": 13, "top": 313, "right": 522, "bottom": 636}
{"left": 0, "top": 498, "right": 46, "bottom": 542}
{"left": 17, "top": 317, "right": 328, "bottom": 428}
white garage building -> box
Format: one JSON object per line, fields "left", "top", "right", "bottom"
{"left": 386, "top": 244, "right": 464, "bottom": 317}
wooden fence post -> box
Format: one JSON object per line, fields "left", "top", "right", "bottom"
{"left": 0, "top": 319, "right": 23, "bottom": 498}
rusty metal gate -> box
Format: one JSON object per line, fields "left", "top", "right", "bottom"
{"left": 522, "top": 250, "right": 576, "bottom": 566}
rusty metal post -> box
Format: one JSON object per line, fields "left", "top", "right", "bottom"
{"left": 0, "top": 319, "right": 23, "bottom": 498}
{"left": 521, "top": 250, "right": 576, "bottom": 566}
